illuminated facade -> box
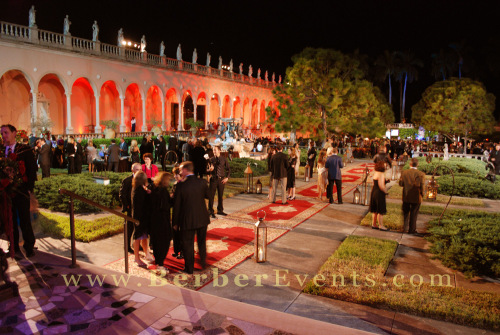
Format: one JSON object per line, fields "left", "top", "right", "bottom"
{"left": 0, "top": 19, "right": 277, "bottom": 135}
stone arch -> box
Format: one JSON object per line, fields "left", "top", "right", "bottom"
{"left": 196, "top": 92, "right": 207, "bottom": 127}
{"left": 0, "top": 69, "right": 33, "bottom": 132}
{"left": 166, "top": 88, "right": 178, "bottom": 130}
{"left": 182, "top": 90, "right": 194, "bottom": 130}
{"left": 146, "top": 85, "right": 162, "bottom": 130}
{"left": 233, "top": 96, "right": 242, "bottom": 119}
{"left": 251, "top": 99, "right": 259, "bottom": 127}
{"left": 209, "top": 93, "right": 220, "bottom": 123}
{"left": 37, "top": 73, "right": 67, "bottom": 134}
{"left": 100, "top": 80, "right": 120, "bottom": 129}
{"left": 222, "top": 95, "right": 231, "bottom": 118}
{"left": 125, "top": 83, "right": 143, "bottom": 131}
{"left": 242, "top": 97, "right": 250, "bottom": 126}
{"left": 71, "top": 77, "right": 95, "bottom": 134}
{"left": 259, "top": 100, "right": 266, "bottom": 124}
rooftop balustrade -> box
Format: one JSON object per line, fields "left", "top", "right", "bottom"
{"left": 0, "top": 20, "right": 278, "bottom": 89}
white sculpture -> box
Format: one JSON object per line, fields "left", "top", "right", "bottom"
{"left": 63, "top": 15, "right": 71, "bottom": 35}
{"left": 176, "top": 44, "right": 182, "bottom": 60}
{"left": 279, "top": 75, "right": 282, "bottom": 84}
{"left": 265, "top": 71, "right": 268, "bottom": 81}
{"left": 160, "top": 41, "right": 165, "bottom": 56}
{"left": 140, "top": 35, "right": 146, "bottom": 52}
{"left": 218, "top": 56, "right": 222, "bottom": 70}
{"left": 29, "top": 6, "right": 36, "bottom": 27}
{"left": 117, "top": 28, "right": 124, "bottom": 46}
{"left": 272, "top": 72, "right": 275, "bottom": 82}
{"left": 92, "top": 21, "right": 99, "bottom": 42}
{"left": 257, "top": 68, "right": 261, "bottom": 79}
{"left": 206, "top": 52, "right": 211, "bottom": 67}
{"left": 239, "top": 63, "right": 243, "bottom": 74}
{"left": 192, "top": 48, "right": 197, "bottom": 64}
{"left": 248, "top": 65, "right": 253, "bottom": 77}
{"left": 443, "top": 143, "right": 449, "bottom": 161}
{"left": 229, "top": 59, "right": 233, "bottom": 72}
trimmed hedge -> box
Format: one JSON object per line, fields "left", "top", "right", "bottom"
{"left": 427, "top": 210, "right": 500, "bottom": 278}
{"left": 229, "top": 158, "right": 268, "bottom": 178}
{"left": 437, "top": 174, "right": 500, "bottom": 199}
{"left": 35, "top": 172, "right": 129, "bottom": 214}
{"left": 79, "top": 135, "right": 171, "bottom": 149}
{"left": 405, "top": 157, "right": 487, "bottom": 176}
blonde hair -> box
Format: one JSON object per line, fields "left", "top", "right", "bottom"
{"left": 153, "top": 171, "right": 173, "bottom": 187}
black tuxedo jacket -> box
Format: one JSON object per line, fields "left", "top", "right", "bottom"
{"left": 173, "top": 175, "right": 210, "bottom": 230}
{"left": 39, "top": 143, "right": 52, "bottom": 166}
{"left": 14, "top": 143, "right": 37, "bottom": 194}
{"left": 119, "top": 174, "right": 133, "bottom": 211}
{"left": 270, "top": 151, "right": 289, "bottom": 179}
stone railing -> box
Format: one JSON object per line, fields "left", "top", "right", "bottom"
{"left": 0, "top": 20, "right": 279, "bottom": 89}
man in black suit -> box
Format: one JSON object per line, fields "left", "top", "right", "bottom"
{"left": 173, "top": 161, "right": 210, "bottom": 274}
{"left": 325, "top": 147, "right": 344, "bottom": 204}
{"left": 207, "top": 145, "right": 230, "bottom": 217}
{"left": 75, "top": 137, "right": 84, "bottom": 174}
{"left": 107, "top": 139, "right": 120, "bottom": 172}
{"left": 270, "top": 144, "right": 290, "bottom": 204}
{"left": 1, "top": 124, "right": 38, "bottom": 257}
{"left": 37, "top": 138, "right": 52, "bottom": 179}
{"left": 307, "top": 141, "right": 316, "bottom": 178}
{"left": 190, "top": 139, "right": 207, "bottom": 178}
{"left": 119, "top": 163, "right": 142, "bottom": 253}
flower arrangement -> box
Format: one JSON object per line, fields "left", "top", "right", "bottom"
{"left": 0, "top": 150, "right": 28, "bottom": 257}
{"left": 15, "top": 129, "right": 28, "bottom": 142}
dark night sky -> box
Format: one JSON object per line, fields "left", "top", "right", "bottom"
{"left": 1, "top": 0, "right": 499, "bottom": 120}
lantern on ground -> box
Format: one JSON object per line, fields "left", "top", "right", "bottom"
{"left": 361, "top": 166, "right": 371, "bottom": 206}
{"left": 255, "top": 179, "right": 262, "bottom": 194}
{"left": 254, "top": 210, "right": 267, "bottom": 263}
{"left": 353, "top": 186, "right": 361, "bottom": 204}
{"left": 304, "top": 165, "right": 310, "bottom": 182}
{"left": 426, "top": 176, "right": 438, "bottom": 201}
{"left": 244, "top": 163, "right": 254, "bottom": 193}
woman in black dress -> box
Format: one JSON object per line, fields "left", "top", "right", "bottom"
{"left": 267, "top": 146, "right": 276, "bottom": 200}
{"left": 132, "top": 171, "right": 153, "bottom": 266}
{"left": 287, "top": 148, "right": 297, "bottom": 200}
{"left": 151, "top": 171, "right": 173, "bottom": 274}
{"left": 369, "top": 161, "right": 389, "bottom": 231}
{"left": 66, "top": 136, "right": 76, "bottom": 174}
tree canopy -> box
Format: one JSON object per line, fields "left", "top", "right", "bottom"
{"left": 412, "top": 77, "right": 496, "bottom": 144}
{"left": 266, "top": 48, "right": 393, "bottom": 141}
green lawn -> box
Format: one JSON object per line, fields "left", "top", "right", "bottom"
{"left": 304, "top": 235, "right": 500, "bottom": 330}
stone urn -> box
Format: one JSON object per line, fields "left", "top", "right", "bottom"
{"left": 151, "top": 126, "right": 162, "bottom": 136}
{"left": 104, "top": 128, "right": 115, "bottom": 139}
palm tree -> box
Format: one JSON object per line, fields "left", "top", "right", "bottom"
{"left": 395, "top": 51, "right": 423, "bottom": 122}
{"left": 375, "top": 50, "right": 397, "bottom": 105}
{"left": 431, "top": 48, "right": 454, "bottom": 81}
{"left": 449, "top": 40, "right": 465, "bottom": 78}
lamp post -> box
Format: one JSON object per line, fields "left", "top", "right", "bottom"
{"left": 254, "top": 210, "right": 267, "bottom": 263}
{"left": 244, "top": 163, "right": 254, "bottom": 193}
{"left": 426, "top": 165, "right": 455, "bottom": 224}
{"left": 361, "top": 166, "right": 371, "bottom": 205}
{"left": 255, "top": 179, "right": 262, "bottom": 194}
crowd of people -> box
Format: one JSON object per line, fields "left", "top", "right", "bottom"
{"left": 3, "top": 121, "right": 500, "bottom": 269}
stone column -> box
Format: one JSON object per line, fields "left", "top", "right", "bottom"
{"left": 65, "top": 91, "right": 73, "bottom": 134}
{"left": 230, "top": 100, "right": 234, "bottom": 118}
{"left": 194, "top": 101, "right": 198, "bottom": 121}
{"left": 178, "top": 93, "right": 183, "bottom": 131}
{"left": 94, "top": 92, "right": 102, "bottom": 133}
{"left": 30, "top": 89, "right": 38, "bottom": 123}
{"left": 141, "top": 97, "right": 147, "bottom": 132}
{"left": 161, "top": 97, "right": 166, "bottom": 131}
{"left": 219, "top": 105, "right": 223, "bottom": 119}
{"left": 119, "top": 94, "right": 126, "bottom": 132}
{"left": 206, "top": 98, "right": 210, "bottom": 127}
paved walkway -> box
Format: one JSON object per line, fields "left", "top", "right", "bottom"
{"left": 4, "top": 159, "right": 499, "bottom": 334}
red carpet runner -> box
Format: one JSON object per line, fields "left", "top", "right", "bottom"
{"left": 104, "top": 161, "right": 374, "bottom": 289}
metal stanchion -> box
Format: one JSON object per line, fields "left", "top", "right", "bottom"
{"left": 124, "top": 218, "right": 129, "bottom": 274}
{"left": 69, "top": 198, "right": 77, "bottom": 268}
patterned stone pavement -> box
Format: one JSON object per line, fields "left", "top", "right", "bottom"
{"left": 0, "top": 252, "right": 366, "bottom": 335}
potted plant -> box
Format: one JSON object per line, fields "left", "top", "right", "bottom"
{"left": 101, "top": 119, "right": 119, "bottom": 139}
{"left": 185, "top": 118, "right": 204, "bottom": 138}
{"left": 31, "top": 115, "right": 54, "bottom": 137}
{"left": 148, "top": 116, "right": 163, "bottom": 136}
